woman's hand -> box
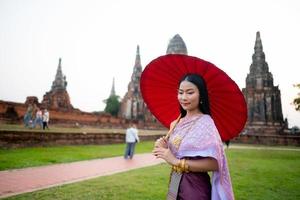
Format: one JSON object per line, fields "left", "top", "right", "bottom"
{"left": 152, "top": 147, "right": 178, "bottom": 166}
{"left": 154, "top": 137, "right": 168, "bottom": 148}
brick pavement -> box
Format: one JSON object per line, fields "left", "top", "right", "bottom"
{"left": 0, "top": 153, "right": 164, "bottom": 199}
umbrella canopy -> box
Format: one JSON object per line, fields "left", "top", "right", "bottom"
{"left": 140, "top": 54, "right": 247, "bottom": 141}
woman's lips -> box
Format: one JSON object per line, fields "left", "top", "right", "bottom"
{"left": 181, "top": 103, "right": 190, "bottom": 106}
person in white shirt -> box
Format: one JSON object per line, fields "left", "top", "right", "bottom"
{"left": 42, "top": 109, "right": 50, "bottom": 130}
{"left": 33, "top": 108, "right": 43, "bottom": 128}
{"left": 124, "top": 121, "right": 140, "bottom": 159}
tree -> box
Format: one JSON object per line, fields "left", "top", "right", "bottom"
{"left": 293, "top": 83, "right": 300, "bottom": 111}
{"left": 104, "top": 95, "right": 120, "bottom": 117}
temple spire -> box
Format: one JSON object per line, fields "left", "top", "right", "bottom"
{"left": 243, "top": 31, "right": 284, "bottom": 127}
{"left": 51, "top": 58, "right": 67, "bottom": 92}
{"left": 134, "top": 45, "right": 142, "bottom": 71}
{"left": 250, "top": 31, "right": 269, "bottom": 74}
{"left": 136, "top": 45, "right": 140, "bottom": 56}
{"left": 58, "top": 57, "right": 62, "bottom": 69}
{"left": 42, "top": 57, "right": 72, "bottom": 111}
{"left": 166, "top": 34, "right": 188, "bottom": 55}
{"left": 110, "top": 77, "right": 116, "bottom": 96}
{"left": 247, "top": 31, "right": 274, "bottom": 89}
{"left": 254, "top": 31, "right": 263, "bottom": 52}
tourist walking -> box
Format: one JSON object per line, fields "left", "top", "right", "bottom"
{"left": 23, "top": 104, "right": 33, "bottom": 128}
{"left": 141, "top": 54, "right": 247, "bottom": 200}
{"left": 124, "top": 121, "right": 139, "bottom": 159}
{"left": 42, "top": 109, "right": 50, "bottom": 130}
{"left": 33, "top": 108, "right": 43, "bottom": 128}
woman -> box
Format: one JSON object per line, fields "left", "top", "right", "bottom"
{"left": 140, "top": 54, "right": 247, "bottom": 200}
{"left": 153, "top": 74, "right": 234, "bottom": 200}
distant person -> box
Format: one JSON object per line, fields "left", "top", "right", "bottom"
{"left": 124, "top": 121, "right": 139, "bottom": 159}
{"left": 33, "top": 108, "right": 43, "bottom": 129}
{"left": 23, "top": 104, "right": 33, "bottom": 128}
{"left": 42, "top": 109, "right": 50, "bottom": 130}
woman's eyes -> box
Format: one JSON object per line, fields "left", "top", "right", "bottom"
{"left": 178, "top": 91, "right": 194, "bottom": 95}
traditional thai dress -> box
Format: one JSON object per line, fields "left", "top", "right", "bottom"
{"left": 167, "top": 114, "right": 234, "bottom": 200}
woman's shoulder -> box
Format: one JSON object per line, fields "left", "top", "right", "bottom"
{"left": 201, "top": 114, "right": 212, "bottom": 120}
{"left": 195, "top": 115, "right": 220, "bottom": 138}
{"left": 198, "top": 114, "right": 215, "bottom": 126}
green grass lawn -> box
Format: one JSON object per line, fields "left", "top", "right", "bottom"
{"left": 228, "top": 149, "right": 300, "bottom": 200}
{"left": 0, "top": 141, "right": 155, "bottom": 170}
{"left": 2, "top": 148, "right": 300, "bottom": 200}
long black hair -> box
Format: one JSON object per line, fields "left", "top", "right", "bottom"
{"left": 179, "top": 74, "right": 210, "bottom": 118}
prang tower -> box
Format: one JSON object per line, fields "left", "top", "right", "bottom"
{"left": 41, "top": 58, "right": 73, "bottom": 111}
{"left": 242, "top": 32, "right": 285, "bottom": 134}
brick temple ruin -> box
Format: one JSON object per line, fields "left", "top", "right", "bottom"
{"left": 0, "top": 58, "right": 124, "bottom": 127}
{"left": 0, "top": 33, "right": 299, "bottom": 146}
{"left": 242, "top": 32, "right": 288, "bottom": 135}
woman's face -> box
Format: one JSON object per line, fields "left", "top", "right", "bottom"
{"left": 178, "top": 80, "right": 200, "bottom": 112}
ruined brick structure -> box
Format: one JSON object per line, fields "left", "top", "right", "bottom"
{"left": 0, "top": 58, "right": 123, "bottom": 127}
{"left": 119, "top": 35, "right": 188, "bottom": 126}
{"left": 0, "top": 99, "right": 124, "bottom": 127}
{"left": 41, "top": 58, "right": 73, "bottom": 111}
{"left": 166, "top": 34, "right": 188, "bottom": 55}
{"left": 242, "top": 32, "right": 286, "bottom": 135}
{"left": 0, "top": 34, "right": 292, "bottom": 135}
{"left": 1, "top": 33, "right": 298, "bottom": 146}
{"left": 119, "top": 46, "right": 154, "bottom": 123}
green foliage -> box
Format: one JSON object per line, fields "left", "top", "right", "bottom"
{"left": 293, "top": 83, "right": 300, "bottom": 111}
{"left": 104, "top": 95, "right": 120, "bottom": 116}
{"left": 4, "top": 148, "right": 300, "bottom": 200}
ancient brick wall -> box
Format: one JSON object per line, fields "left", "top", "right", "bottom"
{"left": 232, "top": 134, "right": 300, "bottom": 146}
{"left": 0, "top": 130, "right": 164, "bottom": 148}
{"left": 0, "top": 100, "right": 125, "bottom": 127}
{"left": 0, "top": 129, "right": 299, "bottom": 148}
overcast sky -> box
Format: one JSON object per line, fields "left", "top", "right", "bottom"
{"left": 0, "top": 0, "right": 299, "bottom": 126}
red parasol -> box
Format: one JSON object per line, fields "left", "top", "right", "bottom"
{"left": 140, "top": 54, "right": 247, "bottom": 141}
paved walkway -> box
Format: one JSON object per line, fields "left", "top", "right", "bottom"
{"left": 0, "top": 153, "right": 164, "bottom": 199}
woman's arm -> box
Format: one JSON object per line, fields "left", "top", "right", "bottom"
{"left": 153, "top": 147, "right": 219, "bottom": 172}
{"left": 184, "top": 157, "right": 218, "bottom": 172}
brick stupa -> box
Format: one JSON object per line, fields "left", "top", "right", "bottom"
{"left": 41, "top": 58, "right": 73, "bottom": 111}
{"left": 242, "top": 32, "right": 286, "bottom": 134}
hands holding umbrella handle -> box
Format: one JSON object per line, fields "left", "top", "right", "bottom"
{"left": 153, "top": 137, "right": 179, "bottom": 166}
{"left": 154, "top": 137, "right": 168, "bottom": 148}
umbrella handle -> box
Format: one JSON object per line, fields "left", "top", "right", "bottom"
{"left": 165, "top": 115, "right": 181, "bottom": 140}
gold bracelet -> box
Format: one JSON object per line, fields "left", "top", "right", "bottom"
{"left": 180, "top": 159, "right": 184, "bottom": 170}
{"left": 172, "top": 159, "right": 181, "bottom": 173}
{"left": 182, "top": 159, "right": 189, "bottom": 173}
{"left": 172, "top": 164, "right": 176, "bottom": 172}
{"left": 172, "top": 165, "right": 180, "bottom": 173}
{"left": 172, "top": 159, "right": 189, "bottom": 173}
{"left": 184, "top": 160, "right": 189, "bottom": 172}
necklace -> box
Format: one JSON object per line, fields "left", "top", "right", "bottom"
{"left": 171, "top": 114, "right": 203, "bottom": 150}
